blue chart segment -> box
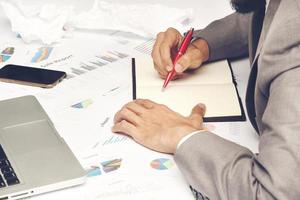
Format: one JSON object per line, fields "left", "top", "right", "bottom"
{"left": 31, "top": 47, "right": 53, "bottom": 63}
{"left": 150, "top": 158, "right": 174, "bottom": 170}
{"left": 102, "top": 135, "right": 129, "bottom": 146}
{"left": 0, "top": 47, "right": 14, "bottom": 63}
{"left": 87, "top": 167, "right": 102, "bottom": 177}
{"left": 101, "top": 159, "right": 122, "bottom": 173}
{"left": 71, "top": 99, "right": 93, "bottom": 109}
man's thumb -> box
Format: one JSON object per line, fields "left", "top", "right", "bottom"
{"left": 189, "top": 103, "right": 206, "bottom": 123}
{"left": 174, "top": 53, "right": 192, "bottom": 73}
{"left": 175, "top": 47, "right": 204, "bottom": 73}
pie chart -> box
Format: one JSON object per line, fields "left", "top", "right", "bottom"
{"left": 150, "top": 158, "right": 174, "bottom": 170}
{"left": 0, "top": 47, "right": 14, "bottom": 63}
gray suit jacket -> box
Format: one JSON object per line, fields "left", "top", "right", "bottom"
{"left": 174, "top": 0, "right": 300, "bottom": 199}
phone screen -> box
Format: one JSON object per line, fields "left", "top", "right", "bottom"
{"left": 0, "top": 65, "right": 66, "bottom": 86}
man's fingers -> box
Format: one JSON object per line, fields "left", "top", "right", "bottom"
{"left": 111, "top": 120, "right": 137, "bottom": 138}
{"left": 126, "top": 101, "right": 148, "bottom": 115}
{"left": 160, "top": 28, "right": 182, "bottom": 71}
{"left": 113, "top": 108, "right": 141, "bottom": 126}
{"left": 135, "top": 99, "right": 156, "bottom": 109}
{"left": 152, "top": 28, "right": 183, "bottom": 77}
{"left": 152, "top": 32, "right": 166, "bottom": 75}
{"left": 159, "top": 42, "right": 174, "bottom": 71}
{"left": 164, "top": 28, "right": 181, "bottom": 46}
{"left": 189, "top": 103, "right": 206, "bottom": 126}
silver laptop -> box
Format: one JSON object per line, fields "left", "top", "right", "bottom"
{"left": 0, "top": 95, "right": 86, "bottom": 199}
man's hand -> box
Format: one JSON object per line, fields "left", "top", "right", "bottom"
{"left": 112, "top": 99, "right": 206, "bottom": 154}
{"left": 151, "top": 27, "right": 209, "bottom": 79}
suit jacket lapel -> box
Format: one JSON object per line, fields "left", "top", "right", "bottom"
{"left": 246, "top": 0, "right": 281, "bottom": 133}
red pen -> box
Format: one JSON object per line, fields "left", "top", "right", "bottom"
{"left": 162, "top": 28, "right": 194, "bottom": 90}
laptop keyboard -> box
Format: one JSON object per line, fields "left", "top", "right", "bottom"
{"left": 0, "top": 145, "right": 20, "bottom": 188}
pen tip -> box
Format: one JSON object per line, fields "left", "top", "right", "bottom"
{"left": 161, "top": 87, "right": 165, "bottom": 92}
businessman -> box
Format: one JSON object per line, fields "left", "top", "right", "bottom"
{"left": 112, "top": 0, "right": 300, "bottom": 199}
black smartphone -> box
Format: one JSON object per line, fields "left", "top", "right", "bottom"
{"left": 0, "top": 64, "right": 66, "bottom": 88}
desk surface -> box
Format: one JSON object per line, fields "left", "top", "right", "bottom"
{"left": 0, "top": 1, "right": 258, "bottom": 199}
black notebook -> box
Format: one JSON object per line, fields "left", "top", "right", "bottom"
{"left": 132, "top": 56, "right": 245, "bottom": 122}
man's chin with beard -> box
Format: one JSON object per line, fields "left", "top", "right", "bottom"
{"left": 231, "top": 0, "right": 266, "bottom": 13}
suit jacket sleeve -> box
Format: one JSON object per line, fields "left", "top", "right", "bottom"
{"left": 174, "top": 20, "right": 300, "bottom": 200}
{"left": 193, "top": 12, "right": 251, "bottom": 61}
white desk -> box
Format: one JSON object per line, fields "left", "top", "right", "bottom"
{"left": 0, "top": 1, "right": 258, "bottom": 199}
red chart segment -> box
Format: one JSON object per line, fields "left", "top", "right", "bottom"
{"left": 150, "top": 158, "right": 174, "bottom": 170}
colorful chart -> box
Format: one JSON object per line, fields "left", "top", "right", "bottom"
{"left": 0, "top": 47, "right": 14, "bottom": 63}
{"left": 71, "top": 99, "right": 93, "bottom": 109}
{"left": 150, "top": 158, "right": 174, "bottom": 170}
{"left": 87, "top": 166, "right": 102, "bottom": 177}
{"left": 31, "top": 47, "right": 53, "bottom": 63}
{"left": 101, "top": 159, "right": 122, "bottom": 173}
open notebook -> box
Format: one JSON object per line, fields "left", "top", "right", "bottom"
{"left": 132, "top": 56, "right": 245, "bottom": 122}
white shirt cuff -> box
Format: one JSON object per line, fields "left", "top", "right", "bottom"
{"left": 176, "top": 130, "right": 206, "bottom": 150}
